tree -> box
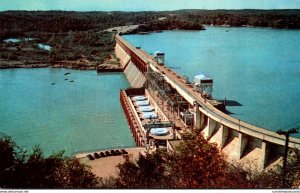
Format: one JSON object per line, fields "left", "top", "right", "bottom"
{"left": 250, "top": 149, "right": 300, "bottom": 188}
{"left": 0, "top": 136, "right": 26, "bottom": 188}
{"left": 116, "top": 151, "right": 171, "bottom": 188}
{"left": 0, "top": 136, "right": 101, "bottom": 189}
{"left": 168, "top": 133, "right": 227, "bottom": 188}
{"left": 166, "top": 132, "right": 253, "bottom": 188}
{"left": 115, "top": 132, "right": 253, "bottom": 189}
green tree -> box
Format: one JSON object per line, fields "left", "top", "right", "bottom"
{"left": 0, "top": 136, "right": 101, "bottom": 189}
{"left": 167, "top": 133, "right": 252, "bottom": 188}
{"left": 115, "top": 132, "right": 253, "bottom": 189}
{"left": 116, "top": 151, "right": 171, "bottom": 188}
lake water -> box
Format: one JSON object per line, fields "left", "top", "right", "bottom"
{"left": 0, "top": 68, "right": 135, "bottom": 156}
{"left": 3, "top": 38, "right": 52, "bottom": 51}
{"left": 124, "top": 27, "right": 300, "bottom": 137}
{"left": 3, "top": 38, "right": 22, "bottom": 43}
{"left": 3, "top": 38, "right": 35, "bottom": 43}
{"left": 38, "top": 43, "right": 52, "bottom": 51}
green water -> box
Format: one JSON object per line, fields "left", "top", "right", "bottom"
{"left": 0, "top": 68, "right": 135, "bottom": 156}
{"left": 124, "top": 27, "right": 300, "bottom": 137}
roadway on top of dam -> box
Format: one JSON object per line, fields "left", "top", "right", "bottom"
{"left": 115, "top": 32, "right": 300, "bottom": 149}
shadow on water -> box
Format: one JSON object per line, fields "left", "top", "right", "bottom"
{"left": 216, "top": 99, "right": 243, "bottom": 115}
{"left": 223, "top": 109, "right": 244, "bottom": 116}
{"left": 169, "top": 66, "right": 181, "bottom": 70}
{"left": 224, "top": 109, "right": 235, "bottom": 115}
{"left": 224, "top": 109, "right": 245, "bottom": 116}
{"left": 216, "top": 99, "right": 243, "bottom": 107}
{"left": 224, "top": 100, "right": 243, "bottom": 107}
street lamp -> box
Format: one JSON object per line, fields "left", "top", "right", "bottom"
{"left": 276, "top": 128, "right": 299, "bottom": 187}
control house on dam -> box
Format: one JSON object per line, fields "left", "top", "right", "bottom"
{"left": 115, "top": 33, "right": 300, "bottom": 171}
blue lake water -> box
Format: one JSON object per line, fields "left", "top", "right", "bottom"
{"left": 3, "top": 38, "right": 36, "bottom": 43}
{"left": 0, "top": 68, "right": 135, "bottom": 156}
{"left": 3, "top": 38, "right": 21, "bottom": 43}
{"left": 124, "top": 27, "right": 300, "bottom": 137}
{"left": 3, "top": 38, "right": 51, "bottom": 51}
{"left": 38, "top": 43, "right": 52, "bottom": 51}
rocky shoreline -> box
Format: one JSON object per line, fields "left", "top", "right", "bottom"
{"left": 0, "top": 53, "right": 124, "bottom": 71}
{"left": 0, "top": 59, "right": 98, "bottom": 70}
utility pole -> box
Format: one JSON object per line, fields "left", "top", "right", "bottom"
{"left": 276, "top": 128, "right": 299, "bottom": 187}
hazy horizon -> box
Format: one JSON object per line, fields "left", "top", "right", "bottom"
{"left": 1, "top": 8, "right": 300, "bottom": 12}
{"left": 0, "top": 0, "right": 300, "bottom": 12}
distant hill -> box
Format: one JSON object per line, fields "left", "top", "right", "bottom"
{"left": 0, "top": 9, "right": 299, "bottom": 39}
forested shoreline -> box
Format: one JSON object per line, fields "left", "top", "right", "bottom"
{"left": 1, "top": 9, "right": 299, "bottom": 38}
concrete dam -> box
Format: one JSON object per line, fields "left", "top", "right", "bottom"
{"left": 115, "top": 34, "right": 300, "bottom": 171}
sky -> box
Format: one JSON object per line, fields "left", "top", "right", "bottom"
{"left": 0, "top": 0, "right": 300, "bottom": 11}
